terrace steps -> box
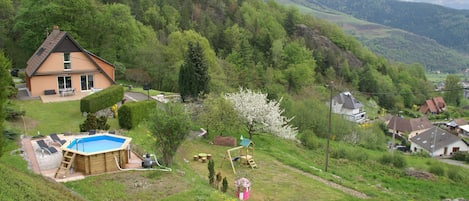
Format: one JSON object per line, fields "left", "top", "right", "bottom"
{"left": 54, "top": 151, "right": 76, "bottom": 178}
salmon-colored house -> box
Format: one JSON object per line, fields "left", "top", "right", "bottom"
{"left": 25, "top": 26, "right": 115, "bottom": 97}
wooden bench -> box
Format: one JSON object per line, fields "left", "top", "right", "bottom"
{"left": 44, "top": 89, "right": 56, "bottom": 95}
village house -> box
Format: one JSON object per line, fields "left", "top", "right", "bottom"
{"left": 445, "top": 118, "right": 468, "bottom": 134}
{"left": 419, "top": 97, "right": 446, "bottom": 115}
{"left": 331, "top": 91, "right": 366, "bottom": 123}
{"left": 387, "top": 115, "right": 433, "bottom": 140}
{"left": 409, "top": 127, "right": 469, "bottom": 157}
{"left": 24, "top": 25, "right": 115, "bottom": 97}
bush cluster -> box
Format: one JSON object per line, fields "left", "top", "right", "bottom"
{"left": 451, "top": 151, "right": 469, "bottom": 163}
{"left": 80, "top": 85, "right": 124, "bottom": 113}
{"left": 379, "top": 153, "right": 407, "bottom": 168}
{"left": 300, "top": 130, "right": 321, "bottom": 150}
{"left": 331, "top": 147, "right": 368, "bottom": 162}
{"left": 79, "top": 113, "right": 110, "bottom": 132}
{"left": 118, "top": 100, "right": 155, "bottom": 129}
{"left": 428, "top": 163, "right": 445, "bottom": 176}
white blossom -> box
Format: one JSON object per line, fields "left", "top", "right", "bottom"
{"left": 225, "top": 88, "right": 298, "bottom": 140}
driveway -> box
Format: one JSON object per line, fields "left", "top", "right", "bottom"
{"left": 437, "top": 158, "right": 469, "bottom": 169}
{"left": 124, "top": 92, "right": 152, "bottom": 102}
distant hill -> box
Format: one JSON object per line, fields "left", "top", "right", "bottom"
{"left": 278, "top": 0, "right": 469, "bottom": 72}
{"left": 306, "top": 0, "right": 469, "bottom": 54}
{"left": 400, "top": 0, "right": 469, "bottom": 10}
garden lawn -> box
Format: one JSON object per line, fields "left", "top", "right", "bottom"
{"left": 8, "top": 99, "right": 119, "bottom": 136}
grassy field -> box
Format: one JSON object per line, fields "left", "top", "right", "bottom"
{"left": 3, "top": 98, "right": 469, "bottom": 200}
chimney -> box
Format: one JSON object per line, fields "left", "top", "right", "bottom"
{"left": 53, "top": 25, "right": 59, "bottom": 30}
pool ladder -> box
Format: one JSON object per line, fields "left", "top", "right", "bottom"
{"left": 54, "top": 151, "right": 76, "bottom": 178}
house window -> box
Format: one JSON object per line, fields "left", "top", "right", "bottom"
{"left": 80, "top": 74, "right": 94, "bottom": 91}
{"left": 64, "top": 52, "right": 71, "bottom": 70}
{"left": 57, "top": 76, "right": 72, "bottom": 90}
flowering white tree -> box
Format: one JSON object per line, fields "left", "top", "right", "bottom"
{"left": 225, "top": 88, "right": 297, "bottom": 140}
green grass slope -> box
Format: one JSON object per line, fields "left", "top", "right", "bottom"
{"left": 0, "top": 157, "right": 86, "bottom": 201}
{"left": 3, "top": 99, "right": 469, "bottom": 200}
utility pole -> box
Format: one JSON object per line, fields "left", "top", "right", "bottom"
{"left": 325, "top": 82, "right": 333, "bottom": 172}
{"left": 392, "top": 114, "right": 396, "bottom": 156}
{"left": 432, "top": 126, "right": 437, "bottom": 157}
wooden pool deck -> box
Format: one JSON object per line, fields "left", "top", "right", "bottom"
{"left": 22, "top": 133, "right": 143, "bottom": 182}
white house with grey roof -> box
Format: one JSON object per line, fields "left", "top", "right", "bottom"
{"left": 409, "top": 127, "right": 469, "bottom": 157}
{"left": 331, "top": 91, "right": 366, "bottom": 123}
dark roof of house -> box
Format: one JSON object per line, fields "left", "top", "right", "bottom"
{"left": 25, "top": 28, "right": 68, "bottom": 77}
{"left": 333, "top": 91, "right": 363, "bottom": 109}
{"left": 410, "top": 127, "right": 462, "bottom": 152}
{"left": 25, "top": 26, "right": 114, "bottom": 82}
{"left": 387, "top": 116, "right": 433, "bottom": 133}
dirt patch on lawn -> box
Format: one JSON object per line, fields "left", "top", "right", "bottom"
{"left": 105, "top": 171, "right": 190, "bottom": 197}
{"left": 9, "top": 116, "right": 39, "bottom": 132}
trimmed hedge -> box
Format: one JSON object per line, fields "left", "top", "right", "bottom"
{"left": 118, "top": 100, "right": 155, "bottom": 129}
{"left": 80, "top": 85, "right": 124, "bottom": 113}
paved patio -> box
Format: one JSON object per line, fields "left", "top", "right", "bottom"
{"left": 22, "top": 133, "right": 143, "bottom": 182}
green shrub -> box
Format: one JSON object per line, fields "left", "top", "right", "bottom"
{"left": 300, "top": 130, "right": 320, "bottom": 150}
{"left": 451, "top": 151, "right": 469, "bottom": 163}
{"left": 4, "top": 105, "right": 25, "bottom": 121}
{"left": 447, "top": 168, "right": 465, "bottom": 182}
{"left": 3, "top": 129, "right": 20, "bottom": 140}
{"left": 79, "top": 113, "right": 110, "bottom": 132}
{"left": 391, "top": 154, "right": 407, "bottom": 168}
{"left": 331, "top": 147, "right": 368, "bottom": 162}
{"left": 118, "top": 100, "right": 155, "bottom": 129}
{"left": 379, "top": 153, "right": 407, "bottom": 168}
{"left": 428, "top": 163, "right": 445, "bottom": 176}
{"left": 80, "top": 85, "right": 124, "bottom": 113}
{"left": 221, "top": 177, "right": 228, "bottom": 193}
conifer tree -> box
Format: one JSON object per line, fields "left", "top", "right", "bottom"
{"left": 179, "top": 41, "right": 210, "bottom": 102}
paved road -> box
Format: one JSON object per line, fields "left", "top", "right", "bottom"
{"left": 124, "top": 92, "right": 152, "bottom": 102}
{"left": 438, "top": 158, "right": 469, "bottom": 169}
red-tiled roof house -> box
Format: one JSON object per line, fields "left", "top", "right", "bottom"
{"left": 419, "top": 97, "right": 446, "bottom": 114}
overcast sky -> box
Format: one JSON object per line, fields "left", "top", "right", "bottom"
{"left": 399, "top": 0, "right": 469, "bottom": 10}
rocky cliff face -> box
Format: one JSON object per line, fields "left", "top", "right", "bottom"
{"left": 294, "top": 24, "right": 363, "bottom": 70}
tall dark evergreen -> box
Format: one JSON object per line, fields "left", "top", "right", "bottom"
{"left": 178, "top": 41, "right": 210, "bottom": 102}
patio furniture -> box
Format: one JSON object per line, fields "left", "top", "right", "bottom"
{"left": 59, "top": 88, "right": 75, "bottom": 97}
{"left": 36, "top": 139, "right": 58, "bottom": 155}
{"left": 89, "top": 130, "right": 96, "bottom": 135}
{"left": 49, "top": 133, "right": 66, "bottom": 145}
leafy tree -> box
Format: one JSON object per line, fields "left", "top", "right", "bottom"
{"left": 165, "top": 30, "right": 225, "bottom": 93}
{"left": 179, "top": 41, "right": 210, "bottom": 102}
{"left": 13, "top": 0, "right": 97, "bottom": 63}
{"left": 444, "top": 74, "right": 462, "bottom": 106}
{"left": 198, "top": 94, "right": 240, "bottom": 136}
{"left": 0, "top": 50, "right": 12, "bottom": 157}
{"left": 225, "top": 88, "right": 297, "bottom": 140}
{"left": 284, "top": 7, "right": 300, "bottom": 36}
{"left": 148, "top": 103, "right": 191, "bottom": 166}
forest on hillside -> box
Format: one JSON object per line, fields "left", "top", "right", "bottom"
{"left": 310, "top": 0, "right": 469, "bottom": 56}
{"left": 0, "top": 0, "right": 441, "bottom": 116}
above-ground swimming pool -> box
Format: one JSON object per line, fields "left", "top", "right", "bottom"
{"left": 61, "top": 134, "right": 132, "bottom": 175}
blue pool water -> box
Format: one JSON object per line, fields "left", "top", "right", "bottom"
{"left": 67, "top": 135, "right": 126, "bottom": 153}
